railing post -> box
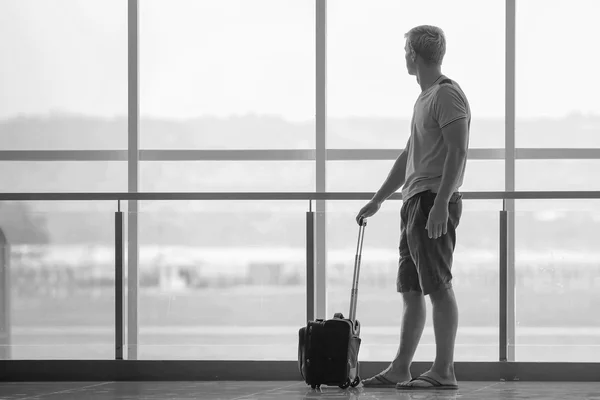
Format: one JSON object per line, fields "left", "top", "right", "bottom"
{"left": 499, "top": 204, "right": 508, "bottom": 362}
{"left": 306, "top": 201, "right": 315, "bottom": 322}
{"left": 0, "top": 228, "right": 10, "bottom": 360}
{"left": 115, "top": 203, "right": 124, "bottom": 360}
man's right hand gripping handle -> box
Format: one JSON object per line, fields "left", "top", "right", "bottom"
{"left": 355, "top": 149, "right": 408, "bottom": 225}
{"left": 355, "top": 200, "right": 381, "bottom": 225}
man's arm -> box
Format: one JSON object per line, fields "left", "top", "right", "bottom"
{"left": 372, "top": 149, "right": 408, "bottom": 204}
{"left": 435, "top": 118, "right": 469, "bottom": 206}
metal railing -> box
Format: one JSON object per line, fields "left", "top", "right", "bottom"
{"left": 1, "top": 190, "right": 600, "bottom": 362}
{"left": 1, "top": 191, "right": 600, "bottom": 201}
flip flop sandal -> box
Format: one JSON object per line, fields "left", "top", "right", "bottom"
{"left": 362, "top": 374, "right": 398, "bottom": 388}
{"left": 396, "top": 375, "right": 459, "bottom": 390}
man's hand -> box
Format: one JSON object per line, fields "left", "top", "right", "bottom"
{"left": 356, "top": 200, "right": 381, "bottom": 225}
{"left": 426, "top": 201, "right": 449, "bottom": 239}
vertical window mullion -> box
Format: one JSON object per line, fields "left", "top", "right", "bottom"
{"left": 505, "top": 0, "right": 517, "bottom": 362}
{"left": 315, "top": 0, "right": 327, "bottom": 320}
{"left": 127, "top": 0, "right": 140, "bottom": 361}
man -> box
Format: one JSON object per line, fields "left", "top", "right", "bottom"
{"left": 356, "top": 25, "right": 471, "bottom": 390}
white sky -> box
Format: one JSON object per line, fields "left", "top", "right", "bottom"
{"left": 1, "top": 0, "right": 599, "bottom": 122}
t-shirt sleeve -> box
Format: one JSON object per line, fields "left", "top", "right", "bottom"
{"left": 433, "top": 86, "right": 468, "bottom": 129}
{"left": 403, "top": 135, "right": 411, "bottom": 152}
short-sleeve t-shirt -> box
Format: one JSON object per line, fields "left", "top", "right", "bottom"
{"left": 401, "top": 76, "right": 471, "bottom": 201}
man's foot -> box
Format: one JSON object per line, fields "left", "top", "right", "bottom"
{"left": 362, "top": 365, "right": 411, "bottom": 388}
{"left": 396, "top": 369, "right": 458, "bottom": 390}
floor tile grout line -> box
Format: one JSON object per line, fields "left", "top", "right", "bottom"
{"left": 228, "top": 381, "right": 305, "bottom": 400}
{"left": 18, "top": 382, "right": 114, "bottom": 400}
{"left": 468, "top": 382, "right": 504, "bottom": 393}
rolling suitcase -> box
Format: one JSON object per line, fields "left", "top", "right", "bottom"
{"left": 298, "top": 217, "right": 367, "bottom": 389}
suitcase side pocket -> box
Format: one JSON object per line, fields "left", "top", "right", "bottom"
{"left": 298, "top": 326, "right": 307, "bottom": 381}
{"left": 347, "top": 334, "right": 362, "bottom": 381}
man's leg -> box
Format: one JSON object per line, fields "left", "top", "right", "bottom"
{"left": 429, "top": 286, "right": 459, "bottom": 380}
{"left": 363, "top": 199, "right": 427, "bottom": 386}
{"left": 391, "top": 290, "right": 427, "bottom": 378}
{"left": 398, "top": 192, "right": 462, "bottom": 388}
{"left": 362, "top": 290, "right": 426, "bottom": 385}
{"left": 397, "top": 286, "right": 459, "bottom": 388}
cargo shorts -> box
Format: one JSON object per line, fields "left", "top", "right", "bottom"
{"left": 397, "top": 190, "right": 463, "bottom": 295}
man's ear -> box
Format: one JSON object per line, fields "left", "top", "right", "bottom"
{"left": 408, "top": 43, "right": 417, "bottom": 61}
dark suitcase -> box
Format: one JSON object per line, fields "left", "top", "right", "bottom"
{"left": 298, "top": 217, "right": 367, "bottom": 389}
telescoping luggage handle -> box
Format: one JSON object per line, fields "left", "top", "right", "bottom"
{"left": 348, "top": 217, "right": 367, "bottom": 322}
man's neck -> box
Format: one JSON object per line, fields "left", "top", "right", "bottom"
{"left": 416, "top": 67, "right": 444, "bottom": 91}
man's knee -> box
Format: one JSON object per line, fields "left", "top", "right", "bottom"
{"left": 428, "top": 284, "right": 455, "bottom": 303}
{"left": 401, "top": 290, "right": 425, "bottom": 306}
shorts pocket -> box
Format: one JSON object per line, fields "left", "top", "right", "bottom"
{"left": 449, "top": 199, "right": 463, "bottom": 226}
{"left": 418, "top": 191, "right": 436, "bottom": 220}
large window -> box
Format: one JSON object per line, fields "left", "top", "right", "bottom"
{"left": 0, "top": 0, "right": 126, "bottom": 359}
{"left": 327, "top": 0, "right": 505, "bottom": 149}
{"left": 0, "top": 0, "right": 127, "bottom": 149}
{"left": 139, "top": 0, "right": 315, "bottom": 150}
{"left": 2, "top": 0, "right": 600, "bottom": 365}
{"left": 512, "top": 0, "right": 600, "bottom": 362}
{"left": 136, "top": 0, "right": 316, "bottom": 359}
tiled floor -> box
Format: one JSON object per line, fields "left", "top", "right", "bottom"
{"left": 0, "top": 381, "right": 599, "bottom": 400}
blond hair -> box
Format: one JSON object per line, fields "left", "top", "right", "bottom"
{"left": 404, "top": 25, "right": 446, "bottom": 66}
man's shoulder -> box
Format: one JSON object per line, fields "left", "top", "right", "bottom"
{"left": 435, "top": 78, "right": 463, "bottom": 93}
{"left": 433, "top": 79, "right": 468, "bottom": 104}
{"left": 438, "top": 77, "right": 455, "bottom": 86}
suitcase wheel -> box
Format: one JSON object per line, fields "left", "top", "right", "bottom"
{"left": 339, "top": 378, "right": 351, "bottom": 389}
{"left": 311, "top": 384, "right": 320, "bottom": 389}
{"left": 350, "top": 376, "right": 361, "bottom": 387}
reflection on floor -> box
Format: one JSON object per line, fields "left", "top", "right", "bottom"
{"left": 0, "top": 381, "right": 599, "bottom": 400}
